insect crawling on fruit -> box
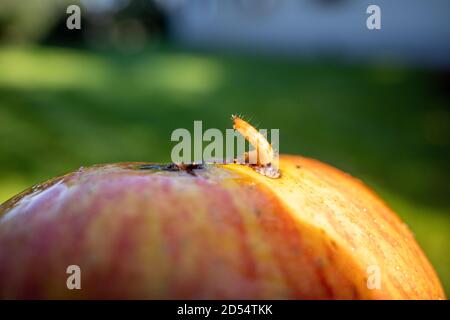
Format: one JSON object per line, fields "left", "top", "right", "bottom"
{"left": 0, "top": 116, "right": 445, "bottom": 299}
{"left": 232, "top": 115, "right": 280, "bottom": 179}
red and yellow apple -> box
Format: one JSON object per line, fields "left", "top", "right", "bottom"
{"left": 0, "top": 156, "right": 445, "bottom": 299}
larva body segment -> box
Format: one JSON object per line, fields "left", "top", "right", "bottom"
{"left": 232, "top": 115, "right": 274, "bottom": 166}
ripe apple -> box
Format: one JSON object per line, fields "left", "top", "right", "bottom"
{"left": 0, "top": 156, "right": 445, "bottom": 299}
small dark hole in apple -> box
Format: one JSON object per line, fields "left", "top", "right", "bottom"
{"left": 138, "top": 163, "right": 204, "bottom": 176}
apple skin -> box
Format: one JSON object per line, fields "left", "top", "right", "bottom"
{"left": 0, "top": 155, "right": 445, "bottom": 299}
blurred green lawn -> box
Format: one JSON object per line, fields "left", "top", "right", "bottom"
{"left": 0, "top": 46, "right": 449, "bottom": 295}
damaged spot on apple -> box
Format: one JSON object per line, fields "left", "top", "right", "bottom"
{"left": 138, "top": 163, "right": 204, "bottom": 176}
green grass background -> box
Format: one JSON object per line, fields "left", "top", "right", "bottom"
{"left": 0, "top": 46, "right": 448, "bottom": 295}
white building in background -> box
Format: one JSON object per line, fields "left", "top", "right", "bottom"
{"left": 157, "top": 0, "right": 450, "bottom": 67}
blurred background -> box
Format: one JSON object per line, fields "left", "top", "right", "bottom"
{"left": 0, "top": 0, "right": 449, "bottom": 295}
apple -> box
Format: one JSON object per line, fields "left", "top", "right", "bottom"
{"left": 0, "top": 156, "right": 445, "bottom": 299}
{"left": 0, "top": 116, "right": 445, "bottom": 299}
